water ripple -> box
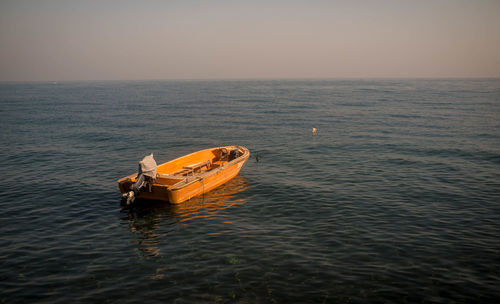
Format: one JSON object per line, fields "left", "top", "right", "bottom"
{"left": 1, "top": 79, "right": 499, "bottom": 303}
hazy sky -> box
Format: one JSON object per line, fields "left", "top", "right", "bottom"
{"left": 1, "top": 0, "right": 499, "bottom": 81}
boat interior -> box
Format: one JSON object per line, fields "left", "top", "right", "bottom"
{"left": 154, "top": 147, "right": 244, "bottom": 186}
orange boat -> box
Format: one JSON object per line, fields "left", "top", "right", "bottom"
{"left": 118, "top": 146, "right": 250, "bottom": 205}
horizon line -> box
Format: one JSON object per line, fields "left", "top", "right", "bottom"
{"left": 2, "top": 76, "right": 500, "bottom": 84}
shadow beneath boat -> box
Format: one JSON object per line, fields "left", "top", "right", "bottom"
{"left": 121, "top": 175, "right": 251, "bottom": 256}
{"left": 123, "top": 175, "right": 251, "bottom": 216}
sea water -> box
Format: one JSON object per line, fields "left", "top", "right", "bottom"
{"left": 1, "top": 79, "right": 499, "bottom": 303}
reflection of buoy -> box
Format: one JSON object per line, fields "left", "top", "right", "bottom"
{"left": 312, "top": 128, "right": 317, "bottom": 135}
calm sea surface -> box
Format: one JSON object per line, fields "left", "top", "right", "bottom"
{"left": 1, "top": 79, "right": 499, "bottom": 303}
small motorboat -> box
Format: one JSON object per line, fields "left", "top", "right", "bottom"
{"left": 118, "top": 146, "right": 250, "bottom": 205}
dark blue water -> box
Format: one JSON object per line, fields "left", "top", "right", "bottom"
{"left": 1, "top": 79, "right": 499, "bottom": 303}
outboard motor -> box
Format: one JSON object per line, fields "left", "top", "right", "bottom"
{"left": 124, "top": 153, "right": 157, "bottom": 205}
{"left": 229, "top": 149, "right": 239, "bottom": 161}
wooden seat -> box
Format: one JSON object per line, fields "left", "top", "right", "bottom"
{"left": 183, "top": 160, "right": 211, "bottom": 171}
{"left": 173, "top": 160, "right": 211, "bottom": 176}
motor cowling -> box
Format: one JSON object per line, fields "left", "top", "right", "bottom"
{"left": 124, "top": 153, "right": 157, "bottom": 205}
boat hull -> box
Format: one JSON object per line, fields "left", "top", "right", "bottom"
{"left": 118, "top": 146, "right": 249, "bottom": 204}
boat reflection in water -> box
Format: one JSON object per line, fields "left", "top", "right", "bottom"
{"left": 123, "top": 175, "right": 250, "bottom": 258}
